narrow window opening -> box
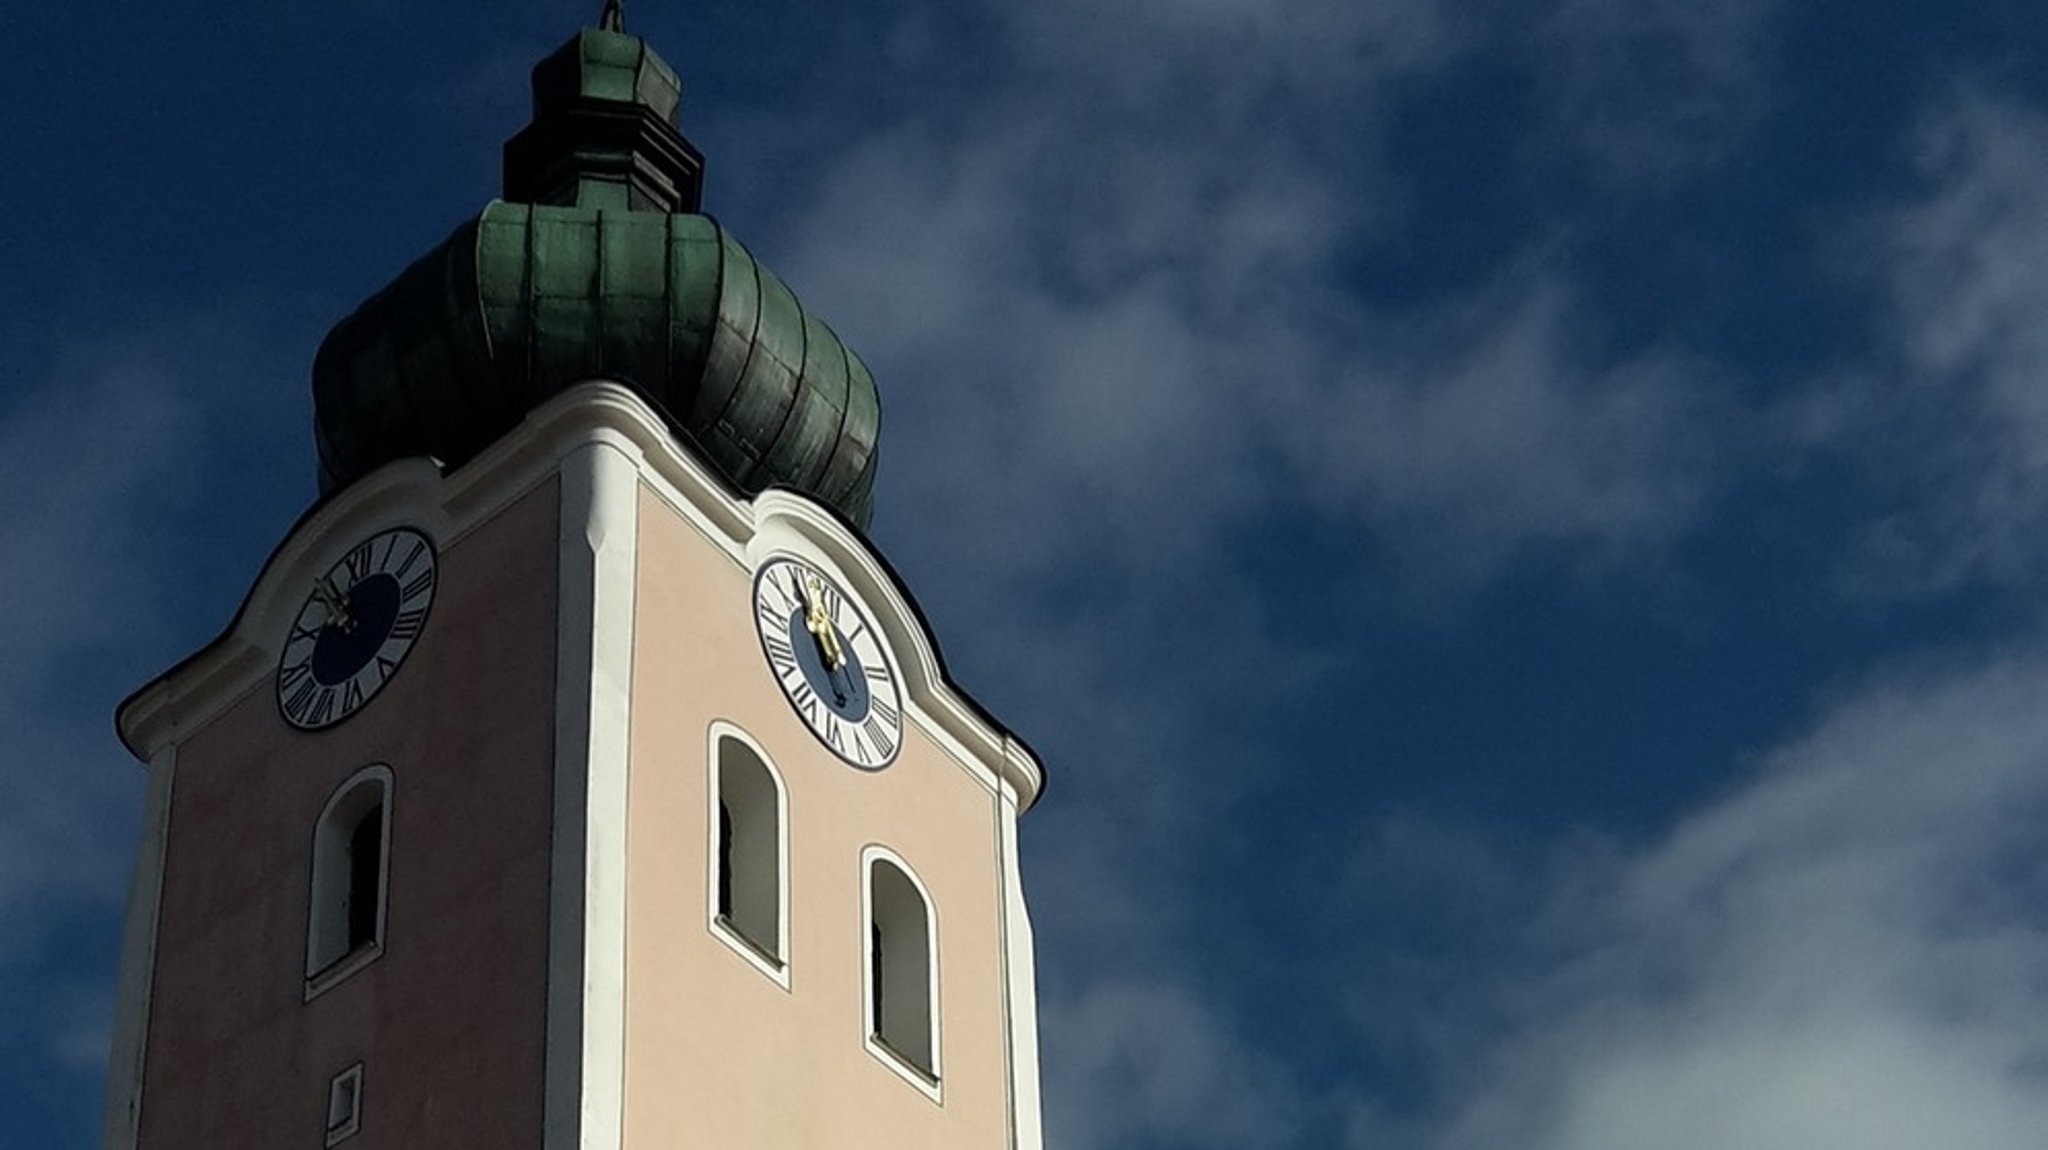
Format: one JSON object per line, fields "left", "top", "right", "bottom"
{"left": 868, "top": 855, "right": 936, "bottom": 1080}
{"left": 871, "top": 920, "right": 885, "bottom": 1032}
{"left": 717, "top": 800, "right": 734, "bottom": 921}
{"left": 346, "top": 806, "right": 382, "bottom": 951}
{"left": 306, "top": 766, "right": 392, "bottom": 990}
{"left": 712, "top": 735, "right": 783, "bottom": 966}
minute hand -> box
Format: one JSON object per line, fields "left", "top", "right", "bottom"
{"left": 802, "top": 576, "right": 845, "bottom": 670}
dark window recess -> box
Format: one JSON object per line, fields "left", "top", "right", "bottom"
{"left": 871, "top": 920, "right": 885, "bottom": 1030}
{"left": 717, "top": 800, "right": 734, "bottom": 920}
{"left": 347, "top": 806, "right": 382, "bottom": 951}
{"left": 714, "top": 738, "right": 781, "bottom": 962}
{"left": 306, "top": 769, "right": 393, "bottom": 987}
{"left": 869, "top": 858, "right": 935, "bottom": 1077}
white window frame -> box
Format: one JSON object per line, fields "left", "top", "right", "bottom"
{"left": 706, "top": 722, "right": 791, "bottom": 989}
{"left": 305, "top": 764, "right": 394, "bottom": 1000}
{"left": 862, "top": 844, "right": 941, "bottom": 1100}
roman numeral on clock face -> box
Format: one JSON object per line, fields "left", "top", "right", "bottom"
{"left": 791, "top": 678, "right": 821, "bottom": 721}
{"left": 389, "top": 607, "right": 427, "bottom": 642}
{"left": 401, "top": 569, "right": 435, "bottom": 604}
{"left": 762, "top": 632, "right": 797, "bottom": 674}
{"left": 395, "top": 541, "right": 426, "bottom": 578}
{"left": 863, "top": 715, "right": 896, "bottom": 759}
{"left": 283, "top": 677, "right": 318, "bottom": 723}
{"left": 871, "top": 697, "right": 900, "bottom": 729}
{"left": 344, "top": 540, "right": 375, "bottom": 583}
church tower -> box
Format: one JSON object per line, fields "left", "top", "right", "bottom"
{"left": 102, "top": 11, "right": 1046, "bottom": 1149}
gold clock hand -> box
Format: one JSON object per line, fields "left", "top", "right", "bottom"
{"left": 311, "top": 576, "right": 355, "bottom": 631}
{"left": 803, "top": 574, "right": 846, "bottom": 671}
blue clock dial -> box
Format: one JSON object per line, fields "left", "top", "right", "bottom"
{"left": 309, "top": 572, "right": 402, "bottom": 685}
{"left": 753, "top": 557, "right": 902, "bottom": 770}
{"left": 278, "top": 527, "right": 437, "bottom": 730}
{"left": 783, "top": 608, "right": 872, "bottom": 722}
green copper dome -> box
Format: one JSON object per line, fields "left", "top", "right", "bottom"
{"left": 312, "top": 14, "right": 879, "bottom": 527}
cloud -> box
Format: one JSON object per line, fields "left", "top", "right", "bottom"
{"left": 1535, "top": 0, "right": 1785, "bottom": 186}
{"left": 1277, "top": 272, "right": 1725, "bottom": 581}
{"left": 750, "top": 12, "right": 1769, "bottom": 1141}
{"left": 0, "top": 349, "right": 197, "bottom": 923}
{"left": 1841, "top": 91, "right": 2048, "bottom": 592}
{"left": 997, "top": 0, "right": 1452, "bottom": 99}
{"left": 41, "top": 981, "right": 116, "bottom": 1074}
{"left": 0, "top": 349, "right": 196, "bottom": 1089}
{"left": 775, "top": 8, "right": 1725, "bottom": 604}
{"left": 0, "top": 316, "right": 305, "bottom": 1083}
{"left": 1348, "top": 647, "right": 2048, "bottom": 1150}
{"left": 1043, "top": 980, "right": 1307, "bottom": 1150}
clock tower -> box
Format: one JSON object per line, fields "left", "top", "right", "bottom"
{"left": 102, "top": 11, "right": 1046, "bottom": 1150}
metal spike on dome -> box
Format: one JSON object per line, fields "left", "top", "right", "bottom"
{"left": 599, "top": 0, "right": 624, "bottom": 32}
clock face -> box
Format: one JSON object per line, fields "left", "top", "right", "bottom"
{"left": 277, "top": 527, "right": 438, "bottom": 730}
{"left": 752, "top": 557, "right": 902, "bottom": 770}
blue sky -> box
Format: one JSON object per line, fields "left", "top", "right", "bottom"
{"left": 8, "top": 1, "right": 2048, "bottom": 1146}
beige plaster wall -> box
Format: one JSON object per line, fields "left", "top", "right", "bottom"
{"left": 623, "top": 483, "right": 1013, "bottom": 1148}
{"left": 136, "top": 479, "right": 561, "bottom": 1149}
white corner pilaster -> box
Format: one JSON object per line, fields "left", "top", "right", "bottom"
{"left": 996, "top": 788, "right": 1044, "bottom": 1150}
{"left": 545, "top": 436, "right": 641, "bottom": 1150}
{"left": 102, "top": 744, "right": 177, "bottom": 1150}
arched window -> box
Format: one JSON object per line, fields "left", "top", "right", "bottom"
{"left": 306, "top": 765, "right": 393, "bottom": 993}
{"left": 865, "top": 848, "right": 939, "bottom": 1085}
{"left": 709, "top": 727, "right": 787, "bottom": 977}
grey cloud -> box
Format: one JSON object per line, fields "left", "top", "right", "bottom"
{"left": 760, "top": 14, "right": 1761, "bottom": 1143}
{"left": 0, "top": 355, "right": 198, "bottom": 925}
{"left": 0, "top": 352, "right": 196, "bottom": 1087}
{"left": 778, "top": 33, "right": 1720, "bottom": 601}
{"left": 1043, "top": 980, "right": 1308, "bottom": 1150}
{"left": 1536, "top": 0, "right": 1785, "bottom": 187}
{"left": 1279, "top": 275, "right": 1723, "bottom": 582}
{"left": 0, "top": 318, "right": 302, "bottom": 1069}
{"left": 1823, "top": 92, "right": 2048, "bottom": 594}
{"left": 1351, "top": 649, "right": 2048, "bottom": 1150}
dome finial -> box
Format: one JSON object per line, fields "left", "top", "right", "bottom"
{"left": 502, "top": 5, "right": 703, "bottom": 212}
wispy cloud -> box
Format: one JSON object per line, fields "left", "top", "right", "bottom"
{"left": 16, "top": 6, "right": 2039, "bottom": 1149}
{"left": 1843, "top": 91, "right": 2048, "bottom": 592}
{"left": 779, "top": 4, "right": 1727, "bottom": 603}
{"left": 1044, "top": 979, "right": 1308, "bottom": 1150}
{"left": 0, "top": 351, "right": 195, "bottom": 923}
{"left": 752, "top": 8, "right": 1836, "bottom": 1145}
{"left": 1536, "top": 0, "right": 1785, "bottom": 186}
{"left": 763, "top": 24, "right": 2048, "bottom": 1148}
{"left": 0, "top": 316, "right": 304, "bottom": 1077}
{"left": 1343, "top": 646, "right": 2048, "bottom": 1150}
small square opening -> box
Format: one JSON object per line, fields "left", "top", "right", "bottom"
{"left": 324, "top": 1063, "right": 363, "bottom": 1146}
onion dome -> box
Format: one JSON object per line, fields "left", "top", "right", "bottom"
{"left": 312, "top": 7, "right": 879, "bottom": 527}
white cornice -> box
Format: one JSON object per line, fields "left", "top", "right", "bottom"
{"left": 116, "top": 381, "right": 1044, "bottom": 812}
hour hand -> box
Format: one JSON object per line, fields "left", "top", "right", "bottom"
{"left": 802, "top": 575, "right": 845, "bottom": 670}
{"left": 311, "top": 577, "right": 355, "bottom": 631}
